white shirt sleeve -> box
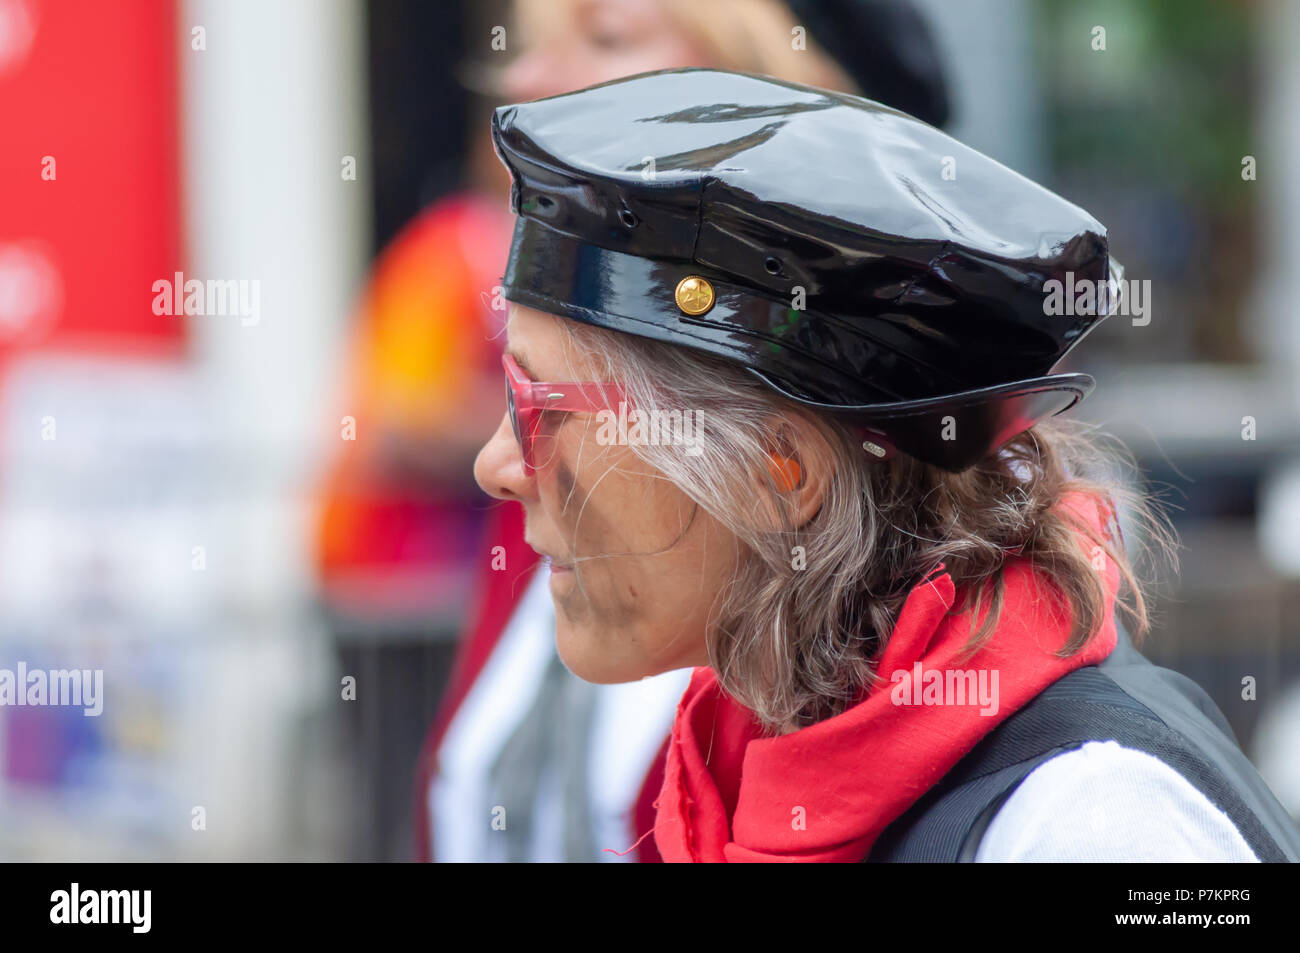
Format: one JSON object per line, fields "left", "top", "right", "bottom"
{"left": 974, "top": 740, "right": 1260, "bottom": 862}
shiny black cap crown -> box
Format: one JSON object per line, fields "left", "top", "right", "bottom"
{"left": 491, "top": 68, "right": 1122, "bottom": 471}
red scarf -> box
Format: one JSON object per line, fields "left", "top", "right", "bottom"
{"left": 654, "top": 491, "right": 1122, "bottom": 862}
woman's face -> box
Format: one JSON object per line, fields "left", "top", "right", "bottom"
{"left": 501, "top": 0, "right": 711, "bottom": 103}
{"left": 474, "top": 304, "right": 735, "bottom": 683}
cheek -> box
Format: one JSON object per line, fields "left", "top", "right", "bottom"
{"left": 528, "top": 414, "right": 732, "bottom": 677}
{"left": 537, "top": 419, "right": 634, "bottom": 546}
{"left": 537, "top": 451, "right": 659, "bottom": 651}
{"left": 558, "top": 470, "right": 727, "bottom": 677}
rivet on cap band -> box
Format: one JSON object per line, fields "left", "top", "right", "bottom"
{"left": 674, "top": 276, "right": 715, "bottom": 316}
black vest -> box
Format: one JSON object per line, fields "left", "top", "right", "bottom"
{"left": 866, "top": 622, "right": 1300, "bottom": 862}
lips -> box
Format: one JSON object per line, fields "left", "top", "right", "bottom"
{"left": 541, "top": 555, "right": 574, "bottom": 574}
{"left": 527, "top": 539, "right": 574, "bottom": 572}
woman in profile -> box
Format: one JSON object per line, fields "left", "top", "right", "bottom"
{"left": 418, "top": 0, "right": 951, "bottom": 863}
{"left": 473, "top": 66, "right": 1300, "bottom": 862}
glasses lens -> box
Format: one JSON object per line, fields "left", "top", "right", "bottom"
{"left": 506, "top": 377, "right": 521, "bottom": 441}
{"left": 506, "top": 373, "right": 528, "bottom": 467}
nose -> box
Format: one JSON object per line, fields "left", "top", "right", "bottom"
{"left": 474, "top": 411, "right": 535, "bottom": 502}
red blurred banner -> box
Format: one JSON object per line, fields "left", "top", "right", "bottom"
{"left": 0, "top": 0, "right": 182, "bottom": 358}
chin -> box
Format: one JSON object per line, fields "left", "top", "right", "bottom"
{"left": 554, "top": 619, "right": 646, "bottom": 685}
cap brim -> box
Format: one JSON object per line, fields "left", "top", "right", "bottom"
{"left": 748, "top": 369, "right": 1095, "bottom": 472}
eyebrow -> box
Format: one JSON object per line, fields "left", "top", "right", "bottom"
{"left": 505, "top": 347, "right": 535, "bottom": 378}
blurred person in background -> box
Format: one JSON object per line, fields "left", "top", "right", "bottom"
{"left": 314, "top": 0, "right": 949, "bottom": 862}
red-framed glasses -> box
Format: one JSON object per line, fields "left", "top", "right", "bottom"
{"left": 502, "top": 353, "right": 628, "bottom": 473}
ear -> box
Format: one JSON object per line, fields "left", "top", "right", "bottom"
{"left": 756, "top": 415, "right": 830, "bottom": 531}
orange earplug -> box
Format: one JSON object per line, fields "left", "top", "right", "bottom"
{"left": 766, "top": 452, "right": 804, "bottom": 492}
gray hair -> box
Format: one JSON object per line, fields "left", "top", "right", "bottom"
{"left": 557, "top": 317, "right": 1179, "bottom": 735}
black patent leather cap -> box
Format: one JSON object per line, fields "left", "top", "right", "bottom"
{"left": 491, "top": 68, "right": 1122, "bottom": 471}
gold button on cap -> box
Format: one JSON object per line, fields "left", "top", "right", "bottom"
{"left": 674, "top": 275, "right": 715, "bottom": 316}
